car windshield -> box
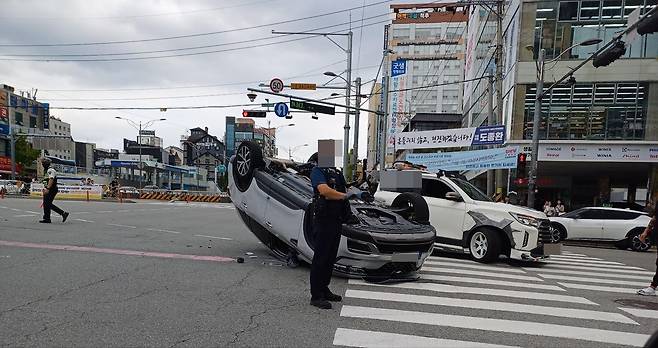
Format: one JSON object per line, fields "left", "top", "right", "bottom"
{"left": 452, "top": 178, "right": 492, "bottom": 202}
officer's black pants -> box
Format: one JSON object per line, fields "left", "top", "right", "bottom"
{"left": 43, "top": 189, "right": 64, "bottom": 221}
{"left": 310, "top": 217, "right": 342, "bottom": 299}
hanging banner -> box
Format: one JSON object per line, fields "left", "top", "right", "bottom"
{"left": 395, "top": 125, "right": 506, "bottom": 150}
{"left": 407, "top": 146, "right": 519, "bottom": 172}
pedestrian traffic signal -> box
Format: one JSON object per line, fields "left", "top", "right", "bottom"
{"left": 637, "top": 13, "right": 658, "bottom": 35}
{"left": 242, "top": 110, "right": 266, "bottom": 118}
{"left": 516, "top": 153, "right": 527, "bottom": 179}
{"left": 592, "top": 41, "right": 626, "bottom": 68}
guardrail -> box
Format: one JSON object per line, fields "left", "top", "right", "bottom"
{"left": 138, "top": 191, "right": 231, "bottom": 203}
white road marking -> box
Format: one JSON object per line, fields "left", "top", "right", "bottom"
{"left": 10, "top": 208, "right": 21, "bottom": 211}
{"left": 340, "top": 306, "right": 649, "bottom": 347}
{"left": 539, "top": 274, "right": 648, "bottom": 287}
{"left": 0, "top": 205, "right": 8, "bottom": 209}
{"left": 345, "top": 289, "right": 636, "bottom": 324}
{"left": 73, "top": 212, "right": 90, "bottom": 214}
{"left": 423, "top": 260, "right": 527, "bottom": 274}
{"left": 420, "top": 274, "right": 565, "bottom": 291}
{"left": 422, "top": 266, "right": 541, "bottom": 282}
{"left": 14, "top": 214, "right": 37, "bottom": 217}
{"left": 524, "top": 267, "right": 653, "bottom": 278}
{"left": 333, "top": 328, "right": 520, "bottom": 348}
{"left": 73, "top": 218, "right": 94, "bottom": 223}
{"left": 619, "top": 307, "right": 658, "bottom": 319}
{"left": 549, "top": 255, "right": 604, "bottom": 261}
{"left": 559, "top": 252, "right": 589, "bottom": 257}
{"left": 347, "top": 279, "right": 596, "bottom": 305}
{"left": 543, "top": 259, "right": 630, "bottom": 267}
{"left": 146, "top": 228, "right": 181, "bottom": 234}
{"left": 25, "top": 211, "right": 40, "bottom": 214}
{"left": 528, "top": 262, "right": 650, "bottom": 273}
{"left": 97, "top": 210, "right": 114, "bottom": 213}
{"left": 557, "top": 282, "right": 638, "bottom": 294}
{"left": 194, "top": 234, "right": 233, "bottom": 241}
{"left": 107, "top": 223, "right": 137, "bottom": 229}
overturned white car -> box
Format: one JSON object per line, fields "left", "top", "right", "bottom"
{"left": 228, "top": 141, "right": 436, "bottom": 279}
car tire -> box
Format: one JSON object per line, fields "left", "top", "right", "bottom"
{"left": 549, "top": 223, "right": 566, "bottom": 243}
{"left": 232, "top": 141, "right": 264, "bottom": 192}
{"left": 629, "top": 229, "right": 651, "bottom": 252}
{"left": 391, "top": 192, "right": 430, "bottom": 225}
{"left": 469, "top": 228, "right": 501, "bottom": 263}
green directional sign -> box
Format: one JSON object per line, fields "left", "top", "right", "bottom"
{"left": 290, "top": 99, "right": 335, "bottom": 115}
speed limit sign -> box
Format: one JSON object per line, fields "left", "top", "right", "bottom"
{"left": 269, "top": 78, "right": 284, "bottom": 93}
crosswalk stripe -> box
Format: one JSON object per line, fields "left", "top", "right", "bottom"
{"left": 420, "top": 274, "right": 565, "bottom": 291}
{"left": 345, "top": 289, "right": 637, "bottom": 324}
{"left": 333, "top": 328, "right": 520, "bottom": 348}
{"left": 423, "top": 260, "right": 528, "bottom": 274}
{"left": 542, "top": 260, "right": 643, "bottom": 270}
{"left": 347, "top": 279, "right": 597, "bottom": 305}
{"left": 524, "top": 267, "right": 653, "bottom": 279}
{"left": 539, "top": 274, "right": 648, "bottom": 287}
{"left": 427, "top": 256, "right": 477, "bottom": 263}
{"left": 557, "top": 282, "right": 638, "bottom": 294}
{"left": 560, "top": 252, "right": 588, "bottom": 256}
{"left": 422, "top": 266, "right": 542, "bottom": 282}
{"left": 340, "top": 306, "right": 649, "bottom": 347}
{"left": 619, "top": 307, "right": 658, "bottom": 319}
{"left": 550, "top": 255, "right": 603, "bottom": 261}
{"left": 547, "top": 258, "right": 623, "bottom": 265}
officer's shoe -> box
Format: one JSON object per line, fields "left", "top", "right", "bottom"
{"left": 39, "top": 219, "right": 51, "bottom": 223}
{"left": 324, "top": 291, "right": 342, "bottom": 302}
{"left": 310, "top": 298, "right": 332, "bottom": 309}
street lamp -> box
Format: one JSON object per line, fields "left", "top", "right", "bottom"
{"left": 115, "top": 116, "right": 166, "bottom": 190}
{"left": 526, "top": 38, "right": 602, "bottom": 209}
{"left": 284, "top": 144, "right": 308, "bottom": 161}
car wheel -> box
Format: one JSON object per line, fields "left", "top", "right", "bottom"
{"left": 232, "top": 141, "right": 264, "bottom": 192}
{"left": 469, "top": 228, "right": 501, "bottom": 263}
{"left": 629, "top": 230, "right": 651, "bottom": 252}
{"left": 391, "top": 192, "right": 430, "bottom": 225}
{"left": 549, "top": 223, "right": 565, "bottom": 243}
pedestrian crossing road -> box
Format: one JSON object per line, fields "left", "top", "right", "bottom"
{"left": 333, "top": 250, "right": 658, "bottom": 348}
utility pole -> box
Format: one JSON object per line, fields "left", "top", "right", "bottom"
{"left": 352, "top": 77, "right": 362, "bottom": 181}
{"left": 138, "top": 122, "right": 143, "bottom": 190}
{"left": 343, "top": 31, "right": 353, "bottom": 174}
{"left": 379, "top": 69, "right": 390, "bottom": 170}
{"left": 494, "top": 0, "right": 505, "bottom": 194}
{"left": 9, "top": 115, "right": 16, "bottom": 180}
{"left": 487, "top": 75, "right": 495, "bottom": 197}
{"left": 527, "top": 48, "right": 545, "bottom": 209}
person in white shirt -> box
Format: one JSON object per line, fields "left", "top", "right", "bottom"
{"left": 40, "top": 158, "right": 69, "bottom": 224}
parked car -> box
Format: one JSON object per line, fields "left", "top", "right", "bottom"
{"left": 118, "top": 186, "right": 140, "bottom": 198}
{"left": 228, "top": 141, "right": 436, "bottom": 280}
{"left": 549, "top": 207, "right": 652, "bottom": 251}
{"left": 375, "top": 166, "right": 556, "bottom": 263}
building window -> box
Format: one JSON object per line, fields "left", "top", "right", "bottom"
{"left": 559, "top": 1, "right": 579, "bottom": 20}
{"left": 29, "top": 116, "right": 37, "bottom": 128}
{"left": 15, "top": 112, "right": 23, "bottom": 125}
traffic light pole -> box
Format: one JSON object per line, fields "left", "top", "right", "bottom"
{"left": 527, "top": 48, "right": 544, "bottom": 209}
{"left": 352, "top": 77, "right": 361, "bottom": 181}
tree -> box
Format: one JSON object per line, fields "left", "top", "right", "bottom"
{"left": 14, "top": 135, "right": 40, "bottom": 173}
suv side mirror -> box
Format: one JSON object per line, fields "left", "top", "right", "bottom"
{"left": 445, "top": 192, "right": 462, "bottom": 202}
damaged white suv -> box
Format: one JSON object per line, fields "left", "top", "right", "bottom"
{"left": 375, "top": 169, "right": 559, "bottom": 263}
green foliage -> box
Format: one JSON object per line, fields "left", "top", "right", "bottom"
{"left": 14, "top": 135, "right": 40, "bottom": 172}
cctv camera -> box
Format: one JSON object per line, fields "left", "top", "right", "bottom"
{"left": 247, "top": 93, "right": 257, "bottom": 102}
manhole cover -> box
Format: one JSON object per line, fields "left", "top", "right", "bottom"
{"left": 615, "top": 298, "right": 658, "bottom": 310}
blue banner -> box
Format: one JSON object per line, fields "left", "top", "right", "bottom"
{"left": 406, "top": 146, "right": 519, "bottom": 172}
{"left": 0, "top": 123, "right": 8, "bottom": 135}
{"left": 472, "top": 125, "right": 505, "bottom": 146}
{"left": 391, "top": 59, "right": 407, "bottom": 77}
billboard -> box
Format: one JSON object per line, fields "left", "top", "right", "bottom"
{"left": 515, "top": 143, "right": 658, "bottom": 163}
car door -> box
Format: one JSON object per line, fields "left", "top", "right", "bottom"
{"left": 568, "top": 208, "right": 604, "bottom": 240}
{"left": 421, "top": 177, "right": 467, "bottom": 246}
{"left": 601, "top": 210, "right": 641, "bottom": 240}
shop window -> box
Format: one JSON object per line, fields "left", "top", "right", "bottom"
{"left": 559, "top": 1, "right": 579, "bottom": 20}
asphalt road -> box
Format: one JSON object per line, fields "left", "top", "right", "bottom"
{"left": 1, "top": 197, "right": 658, "bottom": 347}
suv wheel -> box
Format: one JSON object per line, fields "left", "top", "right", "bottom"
{"left": 469, "top": 228, "right": 501, "bottom": 263}
{"left": 391, "top": 192, "right": 430, "bottom": 225}
{"left": 232, "top": 141, "right": 264, "bottom": 192}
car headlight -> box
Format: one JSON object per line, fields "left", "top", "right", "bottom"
{"left": 509, "top": 212, "right": 539, "bottom": 228}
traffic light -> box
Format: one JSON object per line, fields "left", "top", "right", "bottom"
{"left": 242, "top": 110, "right": 266, "bottom": 118}
{"left": 637, "top": 13, "right": 658, "bottom": 35}
{"left": 592, "top": 41, "right": 626, "bottom": 68}
{"left": 516, "top": 153, "right": 527, "bottom": 179}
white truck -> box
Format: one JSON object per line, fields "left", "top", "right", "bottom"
{"left": 375, "top": 170, "right": 559, "bottom": 263}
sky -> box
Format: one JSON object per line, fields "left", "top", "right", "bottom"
{"left": 0, "top": 0, "right": 412, "bottom": 162}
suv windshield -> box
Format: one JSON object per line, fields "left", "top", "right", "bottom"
{"left": 452, "top": 178, "right": 492, "bottom": 202}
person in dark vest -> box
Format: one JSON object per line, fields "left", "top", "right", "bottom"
{"left": 308, "top": 140, "right": 369, "bottom": 309}
{"left": 638, "top": 200, "right": 657, "bottom": 295}
{"left": 39, "top": 158, "right": 69, "bottom": 224}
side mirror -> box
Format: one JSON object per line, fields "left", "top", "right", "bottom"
{"left": 445, "top": 192, "right": 462, "bottom": 202}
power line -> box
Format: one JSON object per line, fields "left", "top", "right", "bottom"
{"left": 0, "top": 0, "right": 276, "bottom": 20}
{"left": 0, "top": 0, "right": 393, "bottom": 47}
{"left": 389, "top": 76, "right": 489, "bottom": 93}
{"left": 0, "top": 19, "right": 390, "bottom": 62}
{"left": 1, "top": 13, "right": 390, "bottom": 58}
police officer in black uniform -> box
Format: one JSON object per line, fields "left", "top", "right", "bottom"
{"left": 309, "top": 142, "right": 368, "bottom": 309}
{"left": 39, "top": 158, "right": 69, "bottom": 224}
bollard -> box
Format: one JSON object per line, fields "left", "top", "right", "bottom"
{"left": 86, "top": 190, "right": 89, "bottom": 202}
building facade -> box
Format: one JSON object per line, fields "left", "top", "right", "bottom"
{"left": 224, "top": 117, "right": 277, "bottom": 161}
{"left": 381, "top": 3, "right": 469, "bottom": 163}
{"left": 182, "top": 127, "right": 225, "bottom": 182}
{"left": 138, "top": 129, "right": 163, "bottom": 148}
{"left": 466, "top": 0, "right": 658, "bottom": 209}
